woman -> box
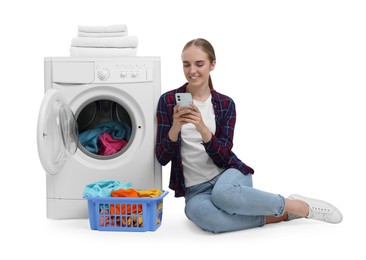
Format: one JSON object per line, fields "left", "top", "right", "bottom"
{"left": 155, "top": 38, "right": 343, "bottom": 233}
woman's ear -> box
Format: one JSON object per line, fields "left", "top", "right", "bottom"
{"left": 210, "top": 60, "right": 216, "bottom": 71}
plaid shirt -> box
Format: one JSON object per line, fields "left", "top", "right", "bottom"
{"left": 155, "top": 83, "right": 254, "bottom": 197}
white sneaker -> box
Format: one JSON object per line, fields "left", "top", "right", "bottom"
{"left": 288, "top": 194, "right": 343, "bottom": 224}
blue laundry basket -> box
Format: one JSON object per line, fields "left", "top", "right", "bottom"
{"left": 85, "top": 190, "right": 168, "bottom": 232}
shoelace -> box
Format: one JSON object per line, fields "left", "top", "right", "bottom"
{"left": 309, "top": 207, "right": 333, "bottom": 222}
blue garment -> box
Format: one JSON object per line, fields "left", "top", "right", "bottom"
{"left": 184, "top": 168, "right": 285, "bottom": 233}
{"left": 83, "top": 180, "right": 133, "bottom": 197}
{"left": 79, "top": 121, "right": 131, "bottom": 153}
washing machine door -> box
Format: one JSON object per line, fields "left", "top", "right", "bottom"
{"left": 37, "top": 89, "right": 78, "bottom": 175}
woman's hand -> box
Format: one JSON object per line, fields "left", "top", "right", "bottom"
{"left": 168, "top": 104, "right": 193, "bottom": 141}
{"left": 174, "top": 103, "right": 212, "bottom": 143}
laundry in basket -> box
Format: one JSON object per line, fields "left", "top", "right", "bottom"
{"left": 83, "top": 181, "right": 168, "bottom": 232}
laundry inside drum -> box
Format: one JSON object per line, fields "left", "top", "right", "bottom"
{"left": 77, "top": 99, "right": 133, "bottom": 158}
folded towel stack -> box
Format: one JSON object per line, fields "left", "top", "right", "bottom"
{"left": 70, "top": 24, "right": 138, "bottom": 57}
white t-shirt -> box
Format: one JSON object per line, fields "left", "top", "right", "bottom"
{"left": 181, "top": 94, "right": 224, "bottom": 187}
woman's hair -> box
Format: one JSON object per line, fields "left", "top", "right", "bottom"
{"left": 182, "top": 38, "right": 216, "bottom": 89}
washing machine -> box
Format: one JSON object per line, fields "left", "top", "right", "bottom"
{"left": 37, "top": 57, "right": 162, "bottom": 219}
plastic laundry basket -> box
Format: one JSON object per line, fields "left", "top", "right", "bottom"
{"left": 85, "top": 190, "right": 168, "bottom": 232}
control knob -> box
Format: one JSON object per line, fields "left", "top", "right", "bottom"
{"left": 97, "top": 68, "right": 110, "bottom": 81}
{"left": 120, "top": 71, "right": 127, "bottom": 78}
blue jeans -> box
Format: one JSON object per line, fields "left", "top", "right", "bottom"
{"left": 184, "top": 168, "right": 285, "bottom": 233}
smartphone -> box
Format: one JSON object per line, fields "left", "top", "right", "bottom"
{"left": 175, "top": 93, "right": 193, "bottom": 110}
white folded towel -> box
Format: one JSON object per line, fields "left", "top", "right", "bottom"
{"left": 70, "top": 47, "right": 137, "bottom": 57}
{"left": 71, "top": 36, "right": 138, "bottom": 48}
{"left": 78, "top": 31, "right": 128, "bottom": 37}
{"left": 78, "top": 24, "right": 127, "bottom": 33}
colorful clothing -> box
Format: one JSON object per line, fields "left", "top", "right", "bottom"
{"left": 97, "top": 132, "right": 128, "bottom": 155}
{"left": 83, "top": 180, "right": 132, "bottom": 197}
{"left": 79, "top": 120, "right": 131, "bottom": 154}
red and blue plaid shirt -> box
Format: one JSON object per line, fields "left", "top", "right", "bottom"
{"left": 155, "top": 83, "right": 254, "bottom": 197}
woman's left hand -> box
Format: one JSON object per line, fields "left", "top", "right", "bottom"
{"left": 182, "top": 103, "right": 212, "bottom": 143}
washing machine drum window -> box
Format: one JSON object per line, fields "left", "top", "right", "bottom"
{"left": 77, "top": 100, "right": 132, "bottom": 158}
{"left": 37, "top": 89, "right": 79, "bottom": 175}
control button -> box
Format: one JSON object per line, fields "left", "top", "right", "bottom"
{"left": 120, "top": 71, "right": 127, "bottom": 78}
{"left": 97, "top": 68, "right": 110, "bottom": 81}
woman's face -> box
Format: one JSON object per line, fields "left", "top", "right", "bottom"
{"left": 182, "top": 45, "right": 215, "bottom": 89}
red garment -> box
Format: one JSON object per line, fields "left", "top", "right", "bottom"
{"left": 97, "top": 132, "right": 127, "bottom": 155}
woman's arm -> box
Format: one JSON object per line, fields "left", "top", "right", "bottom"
{"left": 202, "top": 98, "right": 236, "bottom": 167}
{"left": 155, "top": 93, "right": 179, "bottom": 165}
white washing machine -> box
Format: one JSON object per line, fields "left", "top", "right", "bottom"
{"left": 37, "top": 57, "right": 162, "bottom": 219}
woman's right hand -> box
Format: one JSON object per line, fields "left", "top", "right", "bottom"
{"left": 168, "top": 104, "right": 191, "bottom": 142}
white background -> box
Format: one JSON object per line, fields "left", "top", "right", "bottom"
{"left": 1, "top": 0, "right": 365, "bottom": 259}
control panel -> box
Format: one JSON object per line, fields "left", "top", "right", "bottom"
{"left": 95, "top": 60, "right": 154, "bottom": 83}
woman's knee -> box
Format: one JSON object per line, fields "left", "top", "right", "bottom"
{"left": 211, "top": 183, "right": 244, "bottom": 213}
{"left": 185, "top": 200, "right": 223, "bottom": 233}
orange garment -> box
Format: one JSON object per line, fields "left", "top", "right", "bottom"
{"left": 107, "top": 188, "right": 163, "bottom": 227}
{"left": 110, "top": 188, "right": 141, "bottom": 215}
{"left": 111, "top": 188, "right": 140, "bottom": 198}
